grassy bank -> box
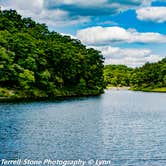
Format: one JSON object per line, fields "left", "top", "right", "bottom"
{"left": 106, "top": 85, "right": 130, "bottom": 90}
{"left": 0, "top": 87, "right": 103, "bottom": 102}
{"left": 130, "top": 87, "right": 166, "bottom": 93}
{"left": 1, "top": 86, "right": 165, "bottom": 102}
{"left": 106, "top": 86, "right": 166, "bottom": 93}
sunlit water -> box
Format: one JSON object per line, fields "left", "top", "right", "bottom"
{"left": 0, "top": 90, "right": 166, "bottom": 166}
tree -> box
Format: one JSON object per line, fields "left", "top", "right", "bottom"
{"left": 0, "top": 9, "right": 105, "bottom": 98}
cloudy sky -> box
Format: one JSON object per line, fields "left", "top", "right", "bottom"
{"left": 1, "top": 0, "right": 166, "bottom": 67}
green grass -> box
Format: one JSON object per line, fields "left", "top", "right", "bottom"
{"left": 151, "top": 87, "right": 166, "bottom": 92}
{"left": 0, "top": 87, "right": 15, "bottom": 97}
{"left": 0, "top": 87, "right": 103, "bottom": 102}
{"left": 131, "top": 87, "right": 166, "bottom": 93}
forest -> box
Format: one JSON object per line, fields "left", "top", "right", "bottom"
{"left": 0, "top": 9, "right": 166, "bottom": 101}
{"left": 0, "top": 9, "right": 105, "bottom": 100}
{"left": 104, "top": 58, "right": 166, "bottom": 92}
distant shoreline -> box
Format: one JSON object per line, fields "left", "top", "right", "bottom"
{"left": 107, "top": 86, "right": 166, "bottom": 93}
{"left": 106, "top": 86, "right": 130, "bottom": 90}
{"left": 131, "top": 87, "right": 166, "bottom": 93}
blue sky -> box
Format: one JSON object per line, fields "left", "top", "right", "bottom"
{"left": 1, "top": 0, "right": 166, "bottom": 67}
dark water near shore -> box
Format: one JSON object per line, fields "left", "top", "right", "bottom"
{"left": 0, "top": 90, "right": 166, "bottom": 166}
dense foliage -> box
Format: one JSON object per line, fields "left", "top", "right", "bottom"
{"left": 0, "top": 9, "right": 105, "bottom": 99}
{"left": 104, "top": 59, "right": 166, "bottom": 91}
{"left": 104, "top": 65, "right": 133, "bottom": 87}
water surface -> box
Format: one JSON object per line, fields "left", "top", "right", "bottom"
{"left": 1, "top": 90, "right": 166, "bottom": 165}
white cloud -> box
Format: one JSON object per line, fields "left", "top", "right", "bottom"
{"left": 107, "top": 54, "right": 161, "bottom": 67}
{"left": 60, "top": 33, "right": 77, "bottom": 39}
{"left": 1, "top": 0, "right": 44, "bottom": 13}
{"left": 1, "top": 0, "right": 164, "bottom": 67}
{"left": 45, "top": 0, "right": 143, "bottom": 8}
{"left": 1, "top": 0, "right": 90, "bottom": 27}
{"left": 141, "top": 0, "right": 151, "bottom": 6}
{"left": 52, "top": 0, "right": 107, "bottom": 7}
{"left": 34, "top": 9, "right": 90, "bottom": 27}
{"left": 0, "top": 0, "right": 151, "bottom": 28}
{"left": 42, "top": 0, "right": 142, "bottom": 18}
{"left": 136, "top": 7, "right": 166, "bottom": 23}
{"left": 0, "top": 0, "right": 162, "bottom": 28}
{"left": 76, "top": 26, "right": 166, "bottom": 45}
{"left": 90, "top": 46, "right": 162, "bottom": 67}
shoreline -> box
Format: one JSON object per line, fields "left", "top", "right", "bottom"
{"left": 0, "top": 87, "right": 166, "bottom": 102}
{"left": 131, "top": 87, "right": 166, "bottom": 93}
{"left": 107, "top": 86, "right": 166, "bottom": 93}
{"left": 106, "top": 86, "right": 130, "bottom": 90}
{"left": 0, "top": 89, "right": 103, "bottom": 102}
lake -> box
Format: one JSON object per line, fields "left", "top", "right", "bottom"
{"left": 0, "top": 90, "right": 166, "bottom": 166}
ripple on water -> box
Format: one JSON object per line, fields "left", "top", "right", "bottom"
{"left": 0, "top": 90, "right": 166, "bottom": 165}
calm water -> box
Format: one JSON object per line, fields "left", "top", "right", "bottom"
{"left": 0, "top": 90, "right": 166, "bottom": 166}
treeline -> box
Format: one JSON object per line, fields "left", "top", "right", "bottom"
{"left": 104, "top": 58, "right": 166, "bottom": 91}
{"left": 104, "top": 65, "right": 133, "bottom": 87}
{"left": 0, "top": 9, "right": 104, "bottom": 99}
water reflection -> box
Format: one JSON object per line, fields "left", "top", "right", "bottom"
{"left": 1, "top": 90, "right": 166, "bottom": 166}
